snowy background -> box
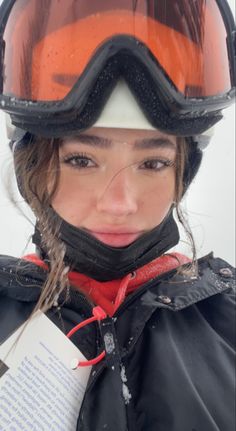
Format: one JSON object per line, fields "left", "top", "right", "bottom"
{"left": 0, "top": 1, "right": 235, "bottom": 265}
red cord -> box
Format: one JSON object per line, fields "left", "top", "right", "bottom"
{"left": 67, "top": 306, "right": 107, "bottom": 368}
{"left": 113, "top": 272, "right": 133, "bottom": 313}
{"left": 67, "top": 316, "right": 98, "bottom": 338}
{"left": 78, "top": 351, "right": 106, "bottom": 367}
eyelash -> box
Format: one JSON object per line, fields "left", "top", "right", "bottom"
{"left": 139, "top": 159, "right": 174, "bottom": 171}
{"left": 61, "top": 152, "right": 174, "bottom": 172}
{"left": 61, "top": 152, "right": 95, "bottom": 169}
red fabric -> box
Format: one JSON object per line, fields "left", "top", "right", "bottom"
{"left": 23, "top": 253, "right": 190, "bottom": 316}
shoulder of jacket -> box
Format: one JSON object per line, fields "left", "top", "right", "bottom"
{"left": 186, "top": 253, "right": 235, "bottom": 302}
{"left": 197, "top": 252, "right": 235, "bottom": 272}
{"left": 0, "top": 254, "right": 22, "bottom": 267}
{"left": 0, "top": 254, "right": 46, "bottom": 299}
{"left": 136, "top": 253, "right": 235, "bottom": 312}
{"left": 0, "top": 254, "right": 46, "bottom": 277}
{"left": 197, "top": 253, "right": 235, "bottom": 293}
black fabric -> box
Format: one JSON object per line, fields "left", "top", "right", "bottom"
{"left": 32, "top": 208, "right": 180, "bottom": 282}
{"left": 0, "top": 253, "right": 235, "bottom": 430}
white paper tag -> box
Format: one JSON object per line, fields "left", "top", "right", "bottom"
{"left": 0, "top": 312, "right": 91, "bottom": 430}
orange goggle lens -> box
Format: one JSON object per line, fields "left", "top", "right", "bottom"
{"left": 2, "top": 0, "right": 232, "bottom": 101}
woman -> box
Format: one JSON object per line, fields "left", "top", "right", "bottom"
{"left": 0, "top": 1, "right": 235, "bottom": 430}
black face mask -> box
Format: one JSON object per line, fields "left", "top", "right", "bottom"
{"left": 32, "top": 207, "right": 179, "bottom": 282}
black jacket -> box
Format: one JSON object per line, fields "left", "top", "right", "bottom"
{"left": 0, "top": 253, "right": 235, "bottom": 431}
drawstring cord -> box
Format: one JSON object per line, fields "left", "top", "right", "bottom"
{"left": 113, "top": 272, "right": 134, "bottom": 313}
{"left": 67, "top": 306, "right": 107, "bottom": 368}
{"left": 67, "top": 273, "right": 134, "bottom": 368}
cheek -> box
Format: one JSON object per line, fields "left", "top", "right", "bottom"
{"left": 51, "top": 172, "right": 96, "bottom": 225}
{"left": 140, "top": 172, "right": 176, "bottom": 221}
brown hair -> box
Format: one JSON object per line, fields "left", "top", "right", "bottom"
{"left": 12, "top": 134, "right": 197, "bottom": 313}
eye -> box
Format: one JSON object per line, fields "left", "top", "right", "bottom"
{"left": 61, "top": 153, "right": 96, "bottom": 169}
{"left": 139, "top": 158, "right": 174, "bottom": 171}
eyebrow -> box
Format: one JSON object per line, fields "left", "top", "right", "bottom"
{"left": 64, "top": 134, "right": 176, "bottom": 151}
{"left": 134, "top": 138, "right": 176, "bottom": 150}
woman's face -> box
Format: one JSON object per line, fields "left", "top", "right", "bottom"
{"left": 52, "top": 127, "right": 177, "bottom": 247}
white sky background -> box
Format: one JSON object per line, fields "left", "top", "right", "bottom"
{"left": 0, "top": 1, "right": 235, "bottom": 265}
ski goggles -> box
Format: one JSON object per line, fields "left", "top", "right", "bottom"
{"left": 0, "top": 0, "right": 235, "bottom": 137}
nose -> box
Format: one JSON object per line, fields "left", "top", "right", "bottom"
{"left": 96, "top": 167, "right": 138, "bottom": 217}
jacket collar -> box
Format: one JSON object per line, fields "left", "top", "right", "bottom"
{"left": 0, "top": 253, "right": 234, "bottom": 313}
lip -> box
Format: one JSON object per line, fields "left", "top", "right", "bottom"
{"left": 85, "top": 229, "right": 143, "bottom": 247}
